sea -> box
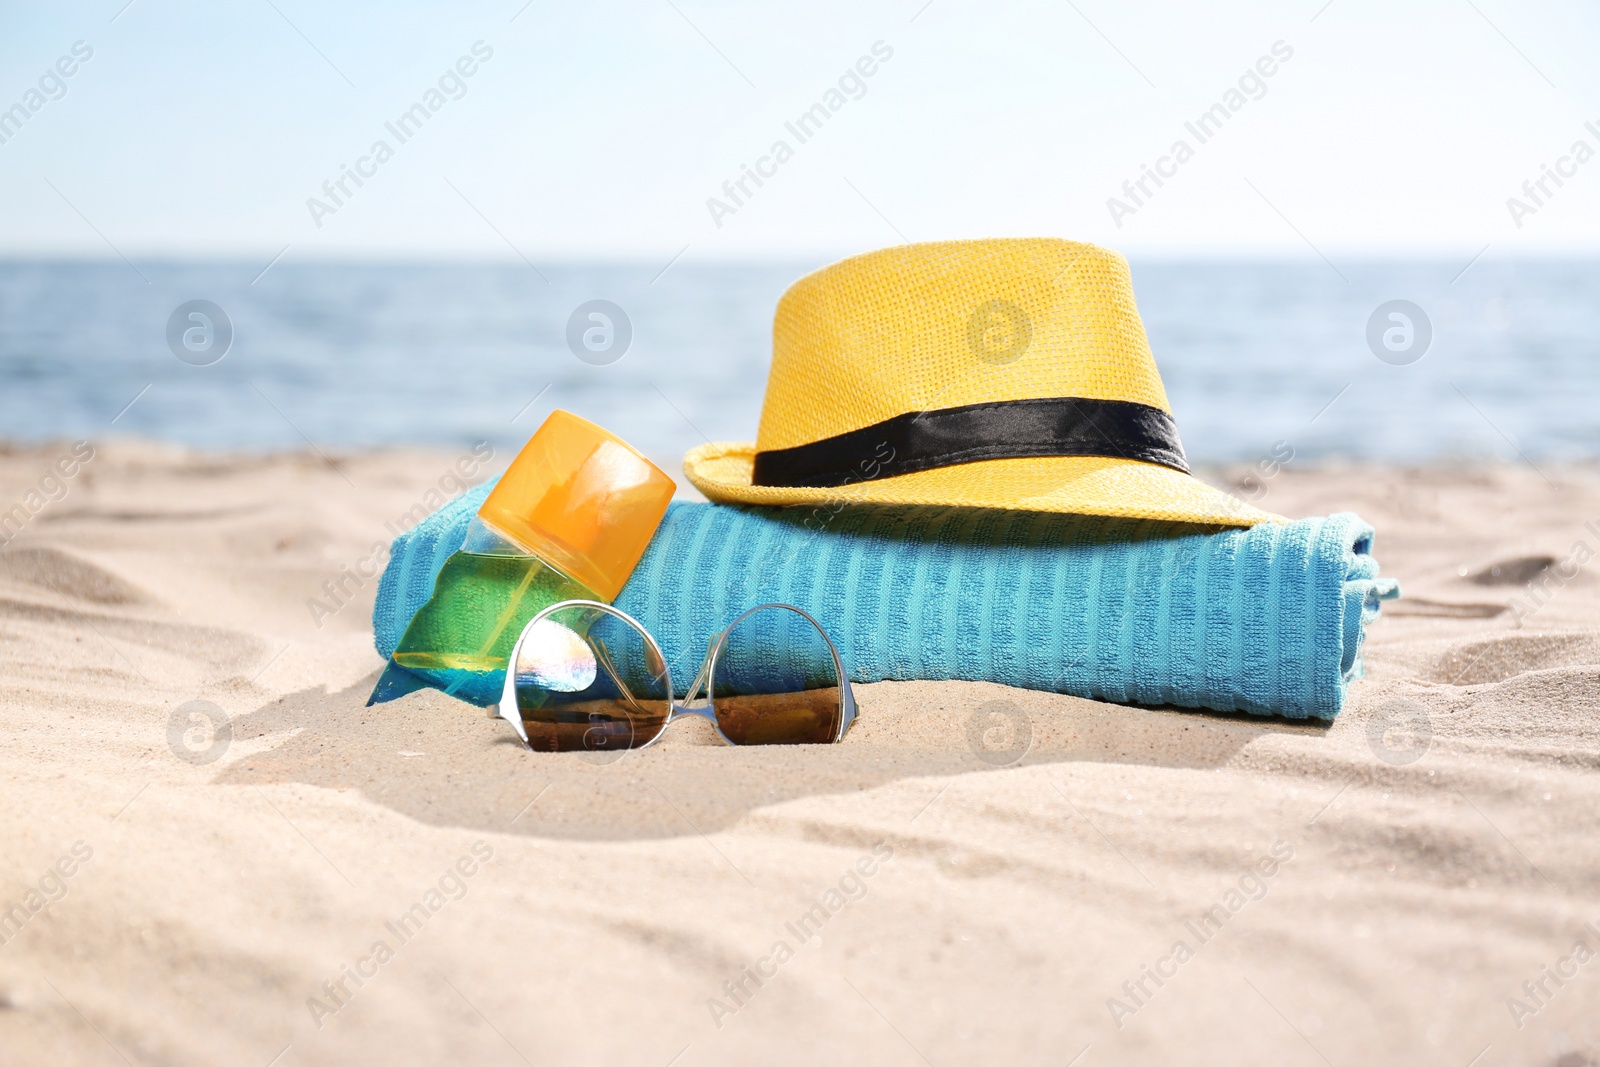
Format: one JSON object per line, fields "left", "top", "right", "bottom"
{"left": 1, "top": 257, "right": 1595, "bottom": 466}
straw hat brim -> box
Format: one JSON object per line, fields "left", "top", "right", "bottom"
{"left": 683, "top": 442, "right": 1284, "bottom": 527}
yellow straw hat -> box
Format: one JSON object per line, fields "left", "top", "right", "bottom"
{"left": 684, "top": 238, "right": 1283, "bottom": 527}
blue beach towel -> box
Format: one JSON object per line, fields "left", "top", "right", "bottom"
{"left": 372, "top": 482, "right": 1398, "bottom": 720}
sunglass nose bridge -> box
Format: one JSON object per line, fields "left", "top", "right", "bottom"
{"left": 670, "top": 700, "right": 717, "bottom": 723}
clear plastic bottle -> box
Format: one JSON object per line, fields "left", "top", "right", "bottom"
{"left": 391, "top": 410, "right": 675, "bottom": 697}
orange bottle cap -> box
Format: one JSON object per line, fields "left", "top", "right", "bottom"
{"left": 478, "top": 410, "right": 675, "bottom": 600}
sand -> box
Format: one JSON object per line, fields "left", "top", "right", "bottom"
{"left": 1, "top": 439, "right": 1598, "bottom": 1066}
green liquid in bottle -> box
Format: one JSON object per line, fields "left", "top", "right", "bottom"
{"left": 392, "top": 550, "right": 596, "bottom": 685}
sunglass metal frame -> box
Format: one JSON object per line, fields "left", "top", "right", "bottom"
{"left": 496, "top": 599, "right": 858, "bottom": 751}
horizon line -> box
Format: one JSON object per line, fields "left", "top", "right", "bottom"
{"left": 4, "top": 247, "right": 1600, "bottom": 267}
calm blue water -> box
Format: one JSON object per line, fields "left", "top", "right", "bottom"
{"left": 1, "top": 257, "right": 1595, "bottom": 464}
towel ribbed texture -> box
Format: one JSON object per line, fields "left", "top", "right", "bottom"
{"left": 373, "top": 481, "right": 1396, "bottom": 720}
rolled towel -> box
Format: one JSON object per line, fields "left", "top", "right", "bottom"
{"left": 372, "top": 481, "right": 1398, "bottom": 719}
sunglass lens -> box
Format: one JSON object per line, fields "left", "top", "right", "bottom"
{"left": 512, "top": 605, "right": 669, "bottom": 753}
{"left": 710, "top": 607, "right": 843, "bottom": 745}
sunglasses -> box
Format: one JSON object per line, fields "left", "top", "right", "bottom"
{"left": 496, "top": 600, "right": 858, "bottom": 752}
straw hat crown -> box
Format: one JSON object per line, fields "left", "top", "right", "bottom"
{"left": 759, "top": 238, "right": 1170, "bottom": 450}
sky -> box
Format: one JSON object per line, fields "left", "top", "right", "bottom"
{"left": 3, "top": 0, "right": 1599, "bottom": 264}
